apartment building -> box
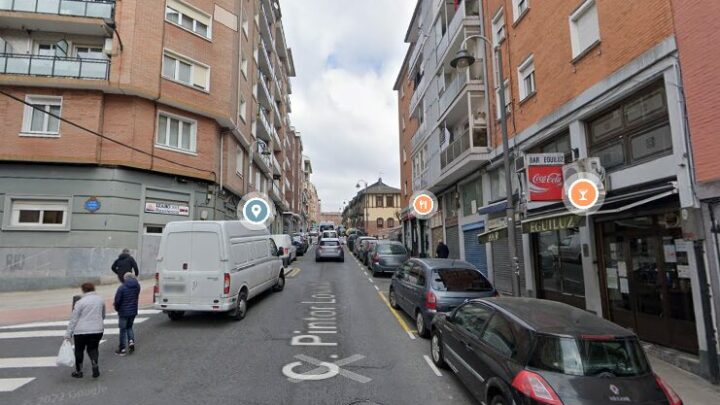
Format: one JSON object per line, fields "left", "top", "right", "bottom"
{"left": 397, "top": 0, "right": 717, "bottom": 379}
{"left": 0, "top": 0, "right": 303, "bottom": 291}
{"left": 305, "top": 179, "right": 319, "bottom": 229}
{"left": 345, "top": 178, "right": 401, "bottom": 237}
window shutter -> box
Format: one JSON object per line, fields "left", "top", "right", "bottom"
{"left": 192, "top": 64, "right": 209, "bottom": 90}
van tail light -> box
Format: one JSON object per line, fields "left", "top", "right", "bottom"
{"left": 223, "top": 273, "right": 231, "bottom": 295}
{"left": 655, "top": 373, "right": 683, "bottom": 405}
{"left": 153, "top": 272, "right": 159, "bottom": 297}
{"left": 425, "top": 291, "right": 437, "bottom": 310}
{"left": 511, "top": 370, "right": 563, "bottom": 405}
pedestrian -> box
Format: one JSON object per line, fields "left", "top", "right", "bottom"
{"left": 111, "top": 248, "right": 139, "bottom": 283}
{"left": 114, "top": 272, "right": 141, "bottom": 356}
{"left": 64, "top": 282, "right": 105, "bottom": 379}
{"left": 436, "top": 240, "right": 450, "bottom": 259}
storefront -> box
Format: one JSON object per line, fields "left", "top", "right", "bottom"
{"left": 461, "top": 221, "right": 487, "bottom": 276}
{"left": 479, "top": 214, "right": 525, "bottom": 296}
{"left": 524, "top": 213, "right": 587, "bottom": 309}
{"left": 595, "top": 196, "right": 698, "bottom": 354}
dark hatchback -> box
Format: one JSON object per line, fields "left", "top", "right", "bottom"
{"left": 430, "top": 298, "right": 683, "bottom": 405}
{"left": 369, "top": 241, "right": 409, "bottom": 276}
{"left": 389, "top": 259, "right": 497, "bottom": 338}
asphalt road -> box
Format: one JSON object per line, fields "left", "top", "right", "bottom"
{"left": 1, "top": 244, "right": 476, "bottom": 405}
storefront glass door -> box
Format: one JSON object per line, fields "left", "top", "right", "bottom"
{"left": 534, "top": 228, "right": 585, "bottom": 308}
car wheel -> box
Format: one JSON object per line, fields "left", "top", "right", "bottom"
{"left": 490, "top": 395, "right": 508, "bottom": 405}
{"left": 167, "top": 311, "right": 184, "bottom": 321}
{"left": 273, "top": 272, "right": 285, "bottom": 292}
{"left": 388, "top": 288, "right": 400, "bottom": 309}
{"left": 229, "top": 290, "right": 247, "bottom": 321}
{"left": 430, "top": 332, "right": 447, "bottom": 369}
{"left": 415, "top": 311, "right": 429, "bottom": 338}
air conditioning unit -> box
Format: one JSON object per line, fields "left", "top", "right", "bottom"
{"left": 562, "top": 157, "right": 607, "bottom": 188}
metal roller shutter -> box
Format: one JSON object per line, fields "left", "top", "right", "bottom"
{"left": 463, "top": 229, "right": 488, "bottom": 276}
{"left": 491, "top": 229, "right": 525, "bottom": 295}
{"left": 446, "top": 226, "right": 460, "bottom": 259}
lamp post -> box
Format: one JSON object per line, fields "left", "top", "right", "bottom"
{"left": 356, "top": 180, "right": 368, "bottom": 235}
{"left": 451, "top": 35, "right": 521, "bottom": 297}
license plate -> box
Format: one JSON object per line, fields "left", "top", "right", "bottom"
{"left": 163, "top": 284, "right": 185, "bottom": 294}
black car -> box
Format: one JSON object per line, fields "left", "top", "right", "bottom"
{"left": 292, "top": 235, "right": 308, "bottom": 255}
{"left": 347, "top": 234, "right": 359, "bottom": 251}
{"left": 430, "top": 297, "right": 683, "bottom": 405}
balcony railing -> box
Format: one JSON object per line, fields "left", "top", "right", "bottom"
{"left": 439, "top": 72, "right": 467, "bottom": 115}
{"left": 0, "top": 53, "right": 109, "bottom": 79}
{"left": 440, "top": 130, "right": 471, "bottom": 170}
{"left": 0, "top": 0, "right": 115, "bottom": 19}
{"left": 260, "top": 3, "right": 276, "bottom": 51}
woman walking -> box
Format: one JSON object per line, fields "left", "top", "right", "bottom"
{"left": 64, "top": 282, "right": 105, "bottom": 378}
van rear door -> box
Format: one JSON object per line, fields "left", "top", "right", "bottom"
{"left": 160, "top": 231, "right": 192, "bottom": 303}
{"left": 188, "top": 231, "right": 224, "bottom": 305}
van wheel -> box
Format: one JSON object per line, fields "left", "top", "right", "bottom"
{"left": 167, "top": 311, "right": 184, "bottom": 321}
{"left": 229, "top": 291, "right": 247, "bottom": 321}
{"left": 273, "top": 273, "right": 285, "bottom": 292}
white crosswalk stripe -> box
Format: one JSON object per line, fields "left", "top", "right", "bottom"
{"left": 0, "top": 310, "right": 158, "bottom": 392}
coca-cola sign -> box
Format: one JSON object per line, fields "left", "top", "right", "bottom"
{"left": 526, "top": 153, "right": 564, "bottom": 201}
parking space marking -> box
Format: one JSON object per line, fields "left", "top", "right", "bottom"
{"left": 286, "top": 268, "right": 302, "bottom": 278}
{"left": 374, "top": 285, "right": 380, "bottom": 292}
{"left": 423, "top": 355, "right": 443, "bottom": 377}
{"left": 376, "top": 291, "right": 416, "bottom": 340}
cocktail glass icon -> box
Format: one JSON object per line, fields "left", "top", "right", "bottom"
{"left": 578, "top": 189, "right": 589, "bottom": 201}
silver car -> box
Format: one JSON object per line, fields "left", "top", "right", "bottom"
{"left": 315, "top": 238, "right": 344, "bottom": 262}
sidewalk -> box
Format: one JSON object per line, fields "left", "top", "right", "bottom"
{"left": 650, "top": 355, "right": 720, "bottom": 404}
{"left": 0, "top": 279, "right": 155, "bottom": 326}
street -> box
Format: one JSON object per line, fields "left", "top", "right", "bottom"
{"left": 1, "top": 244, "right": 476, "bottom": 405}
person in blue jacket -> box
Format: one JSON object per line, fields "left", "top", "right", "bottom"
{"left": 114, "top": 272, "right": 141, "bottom": 356}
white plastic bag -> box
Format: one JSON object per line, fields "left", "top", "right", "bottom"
{"left": 56, "top": 340, "right": 75, "bottom": 368}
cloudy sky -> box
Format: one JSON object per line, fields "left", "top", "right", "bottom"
{"left": 282, "top": 0, "right": 416, "bottom": 213}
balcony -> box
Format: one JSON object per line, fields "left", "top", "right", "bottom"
{"left": 0, "top": 0, "right": 114, "bottom": 36}
{"left": 257, "top": 70, "right": 274, "bottom": 110}
{"left": 435, "top": 0, "right": 481, "bottom": 67}
{"left": 259, "top": 3, "right": 275, "bottom": 52}
{"left": 256, "top": 108, "right": 272, "bottom": 142}
{"left": 0, "top": 53, "right": 109, "bottom": 79}
{"left": 272, "top": 154, "right": 281, "bottom": 175}
{"left": 440, "top": 131, "right": 471, "bottom": 170}
{"left": 258, "top": 38, "right": 277, "bottom": 88}
{"left": 270, "top": 181, "right": 283, "bottom": 203}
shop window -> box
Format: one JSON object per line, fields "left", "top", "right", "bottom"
{"left": 461, "top": 178, "right": 482, "bottom": 216}
{"left": 489, "top": 169, "right": 506, "bottom": 201}
{"left": 587, "top": 82, "right": 671, "bottom": 171}
{"left": 535, "top": 228, "right": 585, "bottom": 298}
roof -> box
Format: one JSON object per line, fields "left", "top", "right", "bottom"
{"left": 357, "top": 178, "right": 400, "bottom": 195}
{"left": 483, "top": 298, "right": 635, "bottom": 337}
{"left": 412, "top": 258, "right": 476, "bottom": 269}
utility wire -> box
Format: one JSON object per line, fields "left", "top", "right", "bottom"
{"left": 0, "top": 89, "right": 217, "bottom": 181}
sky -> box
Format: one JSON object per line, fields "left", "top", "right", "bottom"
{"left": 281, "top": 0, "right": 416, "bottom": 214}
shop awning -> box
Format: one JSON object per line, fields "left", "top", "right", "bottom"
{"left": 590, "top": 188, "right": 677, "bottom": 216}
{"left": 478, "top": 200, "right": 507, "bottom": 215}
{"left": 478, "top": 226, "right": 508, "bottom": 243}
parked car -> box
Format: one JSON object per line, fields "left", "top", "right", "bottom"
{"left": 315, "top": 238, "right": 344, "bottom": 262}
{"left": 322, "top": 230, "right": 338, "bottom": 240}
{"left": 354, "top": 236, "right": 376, "bottom": 257}
{"left": 271, "top": 234, "right": 297, "bottom": 266}
{"left": 154, "top": 221, "right": 285, "bottom": 321}
{"left": 361, "top": 239, "right": 378, "bottom": 266}
{"left": 389, "top": 259, "right": 496, "bottom": 338}
{"left": 347, "top": 234, "right": 359, "bottom": 251}
{"left": 292, "top": 235, "right": 308, "bottom": 256}
{"left": 430, "top": 297, "right": 683, "bottom": 405}
{"left": 369, "top": 241, "right": 409, "bottom": 277}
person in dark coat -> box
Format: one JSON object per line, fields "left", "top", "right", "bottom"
{"left": 436, "top": 240, "right": 450, "bottom": 259}
{"left": 113, "top": 272, "right": 141, "bottom": 356}
{"left": 111, "top": 248, "right": 139, "bottom": 283}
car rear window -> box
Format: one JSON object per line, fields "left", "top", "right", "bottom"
{"left": 431, "top": 268, "right": 493, "bottom": 292}
{"left": 529, "top": 335, "right": 651, "bottom": 377}
{"left": 320, "top": 241, "right": 339, "bottom": 247}
{"left": 377, "top": 244, "right": 407, "bottom": 255}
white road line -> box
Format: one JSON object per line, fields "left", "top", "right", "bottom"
{"left": 368, "top": 278, "right": 374, "bottom": 283}
{"left": 0, "top": 329, "right": 119, "bottom": 339}
{"left": 108, "top": 309, "right": 161, "bottom": 316}
{"left": 407, "top": 331, "right": 417, "bottom": 340}
{"left": 0, "top": 377, "right": 35, "bottom": 392}
{"left": 0, "top": 317, "right": 148, "bottom": 330}
{"left": 423, "top": 355, "right": 443, "bottom": 377}
{"left": 0, "top": 357, "right": 57, "bottom": 369}
{"left": 374, "top": 285, "right": 380, "bottom": 291}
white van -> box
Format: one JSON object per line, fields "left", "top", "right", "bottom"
{"left": 154, "top": 221, "right": 285, "bottom": 321}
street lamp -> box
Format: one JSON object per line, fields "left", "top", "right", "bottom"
{"left": 356, "top": 180, "right": 368, "bottom": 234}
{"left": 451, "top": 35, "right": 521, "bottom": 297}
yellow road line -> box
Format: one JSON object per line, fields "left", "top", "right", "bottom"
{"left": 286, "top": 268, "right": 301, "bottom": 278}
{"left": 376, "top": 291, "right": 416, "bottom": 340}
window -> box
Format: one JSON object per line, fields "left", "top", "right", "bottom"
{"left": 433, "top": 268, "right": 493, "bottom": 292}
{"left": 481, "top": 314, "right": 517, "bottom": 357}
{"left": 588, "top": 82, "right": 671, "bottom": 171}
{"left": 376, "top": 196, "right": 384, "bottom": 208}
{"left": 241, "top": 4, "right": 249, "bottom": 37}
{"left": 75, "top": 46, "right": 105, "bottom": 59}
{"left": 241, "top": 55, "right": 248, "bottom": 78}
{"left": 21, "top": 96, "right": 62, "bottom": 136}
{"left": 387, "top": 218, "right": 395, "bottom": 228}
{"left": 452, "top": 303, "right": 494, "bottom": 337}
{"left": 239, "top": 97, "right": 247, "bottom": 123}
{"left": 532, "top": 133, "right": 572, "bottom": 162}
{"left": 145, "top": 225, "right": 164, "bottom": 234}
{"left": 10, "top": 199, "right": 69, "bottom": 229}
{"left": 489, "top": 168, "right": 506, "bottom": 201}
{"left": 401, "top": 116, "right": 406, "bottom": 130}
{"left": 249, "top": 164, "right": 254, "bottom": 184}
{"left": 156, "top": 112, "right": 197, "bottom": 153}
{"left": 386, "top": 196, "right": 394, "bottom": 207}
{"left": 36, "top": 40, "right": 69, "bottom": 57}
{"left": 162, "top": 51, "right": 210, "bottom": 91}
{"left": 461, "top": 178, "right": 482, "bottom": 216}
{"left": 492, "top": 9, "right": 506, "bottom": 46}
{"left": 377, "top": 218, "right": 384, "bottom": 228}
{"left": 236, "top": 146, "right": 244, "bottom": 176}
{"left": 517, "top": 55, "right": 535, "bottom": 100}
{"left": 512, "top": 0, "right": 529, "bottom": 22}
{"left": 495, "top": 80, "right": 511, "bottom": 117}
{"left": 569, "top": 0, "right": 600, "bottom": 59}
{"left": 165, "top": 0, "right": 212, "bottom": 39}
{"left": 255, "top": 172, "right": 261, "bottom": 190}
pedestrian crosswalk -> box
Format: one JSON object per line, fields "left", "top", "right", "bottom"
{"left": 0, "top": 309, "right": 161, "bottom": 393}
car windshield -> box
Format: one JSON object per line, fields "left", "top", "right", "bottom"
{"left": 529, "top": 335, "right": 651, "bottom": 377}
{"left": 377, "top": 244, "right": 407, "bottom": 255}
{"left": 431, "top": 268, "right": 493, "bottom": 292}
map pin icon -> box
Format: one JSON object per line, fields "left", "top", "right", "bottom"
{"left": 251, "top": 204, "right": 263, "bottom": 220}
